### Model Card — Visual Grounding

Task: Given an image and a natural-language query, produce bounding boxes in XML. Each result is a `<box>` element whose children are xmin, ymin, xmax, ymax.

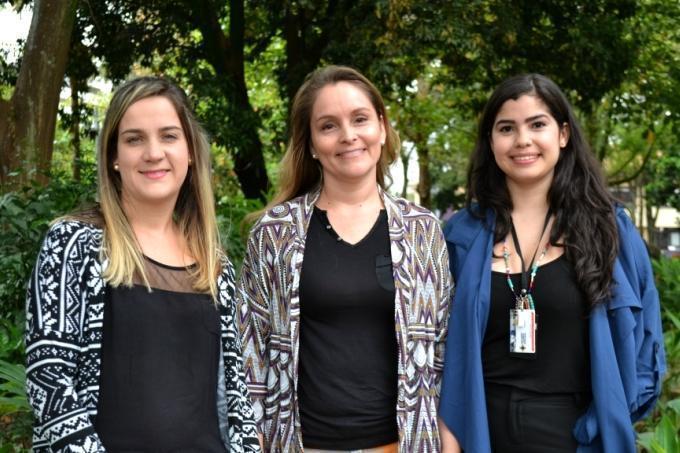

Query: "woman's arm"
<box><xmin>25</xmin><ymin>222</ymin><xmax>106</xmax><ymax>452</ymax></box>
<box><xmin>433</xmin><ymin>219</ymin><xmax>453</xmax><ymax>390</ymax></box>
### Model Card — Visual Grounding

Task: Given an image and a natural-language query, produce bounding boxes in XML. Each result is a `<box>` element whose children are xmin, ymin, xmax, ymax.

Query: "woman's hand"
<box><xmin>439</xmin><ymin>417</ymin><xmax>462</xmax><ymax>453</ymax></box>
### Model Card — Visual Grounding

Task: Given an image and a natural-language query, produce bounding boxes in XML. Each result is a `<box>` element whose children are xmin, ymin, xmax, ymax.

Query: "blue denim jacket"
<box><xmin>438</xmin><ymin>206</ymin><xmax>665</xmax><ymax>453</ymax></box>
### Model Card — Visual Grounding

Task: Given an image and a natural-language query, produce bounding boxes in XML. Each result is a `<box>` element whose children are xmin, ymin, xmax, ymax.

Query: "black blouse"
<box><xmin>96</xmin><ymin>257</ymin><xmax>226</xmax><ymax>452</ymax></box>
<box><xmin>298</xmin><ymin>207</ymin><xmax>399</xmax><ymax>450</ymax></box>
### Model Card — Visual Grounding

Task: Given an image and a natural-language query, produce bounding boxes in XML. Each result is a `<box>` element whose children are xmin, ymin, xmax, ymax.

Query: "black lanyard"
<box><xmin>509</xmin><ymin>211</ymin><xmax>552</xmax><ymax>292</ymax></box>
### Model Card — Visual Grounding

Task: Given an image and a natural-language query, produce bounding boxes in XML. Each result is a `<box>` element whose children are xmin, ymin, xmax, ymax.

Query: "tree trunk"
<box><xmin>70</xmin><ymin>76</ymin><xmax>82</xmax><ymax>182</ymax></box>
<box><xmin>417</xmin><ymin>142</ymin><xmax>431</xmax><ymax>209</ymax></box>
<box><xmin>0</xmin><ymin>0</ymin><xmax>78</xmax><ymax>190</ymax></box>
<box><xmin>280</xmin><ymin>0</ymin><xmax>340</xmax><ymax>105</ymax></box>
<box><xmin>400</xmin><ymin>150</ymin><xmax>410</xmax><ymax>198</ymax></box>
<box><xmin>193</xmin><ymin>0</ymin><xmax>270</xmax><ymax>200</ymax></box>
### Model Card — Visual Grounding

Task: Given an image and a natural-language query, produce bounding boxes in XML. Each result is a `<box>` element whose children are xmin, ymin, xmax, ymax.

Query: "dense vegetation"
<box><xmin>1</xmin><ymin>0</ymin><xmax>678</xmax><ymax>450</ymax></box>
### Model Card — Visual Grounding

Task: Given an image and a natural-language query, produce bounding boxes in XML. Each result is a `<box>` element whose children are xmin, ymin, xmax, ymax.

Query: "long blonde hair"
<box><xmin>95</xmin><ymin>77</ymin><xmax>222</xmax><ymax>299</ymax></box>
<box><xmin>254</xmin><ymin>65</ymin><xmax>400</xmax><ymax>218</ymax></box>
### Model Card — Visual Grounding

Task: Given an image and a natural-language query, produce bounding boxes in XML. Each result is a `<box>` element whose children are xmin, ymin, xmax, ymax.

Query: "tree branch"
<box><xmin>607</xmin><ymin>133</ymin><xmax>656</xmax><ymax>186</ymax></box>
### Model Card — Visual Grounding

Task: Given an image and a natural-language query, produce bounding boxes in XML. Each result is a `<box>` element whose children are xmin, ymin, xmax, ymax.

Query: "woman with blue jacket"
<box><xmin>438</xmin><ymin>74</ymin><xmax>665</xmax><ymax>452</ymax></box>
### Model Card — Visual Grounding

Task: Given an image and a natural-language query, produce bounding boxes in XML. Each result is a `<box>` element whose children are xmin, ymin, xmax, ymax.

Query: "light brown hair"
<box><xmin>255</xmin><ymin>65</ymin><xmax>400</xmax><ymax>218</ymax></box>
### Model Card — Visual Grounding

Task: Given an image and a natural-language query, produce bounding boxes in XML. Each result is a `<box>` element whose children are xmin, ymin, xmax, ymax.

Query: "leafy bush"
<box><xmin>216</xmin><ymin>191</ymin><xmax>263</xmax><ymax>270</ymax></box>
<box><xmin>654</xmin><ymin>258</ymin><xmax>680</xmax><ymax>326</ymax></box>
<box><xmin>0</xmin><ymin>172</ymin><xmax>97</xmax><ymax>317</ymax></box>
<box><xmin>636</xmin><ymin>258</ymin><xmax>680</xmax><ymax>452</ymax></box>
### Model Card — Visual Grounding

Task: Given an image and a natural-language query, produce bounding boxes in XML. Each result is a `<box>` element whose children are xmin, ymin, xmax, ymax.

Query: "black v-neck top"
<box><xmin>483</xmin><ymin>255</ymin><xmax>591</xmax><ymax>393</ymax></box>
<box><xmin>298</xmin><ymin>207</ymin><xmax>398</xmax><ymax>449</ymax></box>
<box><xmin>96</xmin><ymin>257</ymin><xmax>226</xmax><ymax>452</ymax></box>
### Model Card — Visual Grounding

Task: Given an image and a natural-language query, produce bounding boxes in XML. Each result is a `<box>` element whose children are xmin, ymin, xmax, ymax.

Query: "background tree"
<box><xmin>0</xmin><ymin>0</ymin><xmax>78</xmax><ymax>189</ymax></box>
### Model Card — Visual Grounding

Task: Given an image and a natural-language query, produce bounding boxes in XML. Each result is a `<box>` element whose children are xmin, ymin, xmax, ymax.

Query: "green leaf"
<box><xmin>638</xmin><ymin>431</ymin><xmax>655</xmax><ymax>450</ymax></box>
<box><xmin>655</xmin><ymin>415</ymin><xmax>679</xmax><ymax>452</ymax></box>
<box><xmin>667</xmin><ymin>398</ymin><xmax>680</xmax><ymax>415</ymax></box>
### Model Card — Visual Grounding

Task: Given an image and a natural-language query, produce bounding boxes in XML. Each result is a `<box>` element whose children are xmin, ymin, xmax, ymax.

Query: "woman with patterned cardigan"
<box><xmin>236</xmin><ymin>66</ymin><xmax>453</xmax><ymax>452</ymax></box>
<box><xmin>25</xmin><ymin>77</ymin><xmax>260</xmax><ymax>452</ymax></box>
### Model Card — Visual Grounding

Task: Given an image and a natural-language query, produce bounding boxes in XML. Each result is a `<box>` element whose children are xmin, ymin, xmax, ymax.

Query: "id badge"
<box><xmin>509</xmin><ymin>308</ymin><xmax>536</xmax><ymax>356</ymax></box>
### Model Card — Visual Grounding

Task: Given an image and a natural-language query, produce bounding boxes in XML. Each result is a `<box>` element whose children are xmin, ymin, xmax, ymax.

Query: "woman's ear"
<box><xmin>559</xmin><ymin>122</ymin><xmax>570</xmax><ymax>148</ymax></box>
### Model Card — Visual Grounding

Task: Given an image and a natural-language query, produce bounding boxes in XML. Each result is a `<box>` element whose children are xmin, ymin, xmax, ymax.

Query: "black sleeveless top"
<box><xmin>483</xmin><ymin>255</ymin><xmax>591</xmax><ymax>393</ymax></box>
<box><xmin>96</xmin><ymin>257</ymin><xmax>226</xmax><ymax>452</ymax></box>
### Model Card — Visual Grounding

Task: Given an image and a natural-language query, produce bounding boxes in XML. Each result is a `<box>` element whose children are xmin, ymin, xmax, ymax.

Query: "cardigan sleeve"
<box><xmin>235</xmin><ymin>226</ymin><xmax>272</xmax><ymax>434</ymax></box>
<box><xmin>216</xmin><ymin>257</ymin><xmax>261</xmax><ymax>452</ymax></box>
<box><xmin>25</xmin><ymin>221</ymin><xmax>106</xmax><ymax>452</ymax></box>
<box><xmin>432</xmin><ymin>218</ymin><xmax>453</xmax><ymax>392</ymax></box>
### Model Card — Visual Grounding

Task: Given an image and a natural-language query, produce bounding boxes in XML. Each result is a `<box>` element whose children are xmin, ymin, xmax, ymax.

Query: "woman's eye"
<box><xmin>532</xmin><ymin>121</ymin><xmax>547</xmax><ymax>129</ymax></box>
<box><xmin>321</xmin><ymin>123</ymin><xmax>335</xmax><ymax>131</ymax></box>
<box><xmin>125</xmin><ymin>136</ymin><xmax>142</xmax><ymax>145</ymax></box>
<box><xmin>162</xmin><ymin>134</ymin><xmax>178</xmax><ymax>141</ymax></box>
<box><xmin>498</xmin><ymin>125</ymin><xmax>513</xmax><ymax>133</ymax></box>
<box><xmin>355</xmin><ymin>116</ymin><xmax>368</xmax><ymax>124</ymax></box>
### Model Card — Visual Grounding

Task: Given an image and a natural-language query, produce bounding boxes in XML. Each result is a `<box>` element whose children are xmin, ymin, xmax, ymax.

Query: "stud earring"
<box><xmin>188</xmin><ymin>157</ymin><xmax>193</xmax><ymax>165</ymax></box>
<box><xmin>113</xmin><ymin>163</ymin><xmax>119</xmax><ymax>171</ymax></box>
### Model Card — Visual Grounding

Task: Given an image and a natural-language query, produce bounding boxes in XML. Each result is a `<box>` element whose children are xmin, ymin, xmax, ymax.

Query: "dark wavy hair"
<box><xmin>467</xmin><ymin>73</ymin><xmax>618</xmax><ymax>307</ymax></box>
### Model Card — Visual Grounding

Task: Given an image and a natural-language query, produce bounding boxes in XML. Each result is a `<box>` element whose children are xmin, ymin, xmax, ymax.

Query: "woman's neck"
<box><xmin>122</xmin><ymin>198</ymin><xmax>176</xmax><ymax>234</ymax></box>
<box><xmin>507</xmin><ymin>178</ymin><xmax>551</xmax><ymax>219</ymax></box>
<box><xmin>122</xmin><ymin>199</ymin><xmax>191</xmax><ymax>265</ymax></box>
<box><xmin>317</xmin><ymin>174</ymin><xmax>382</xmax><ymax>210</ymax></box>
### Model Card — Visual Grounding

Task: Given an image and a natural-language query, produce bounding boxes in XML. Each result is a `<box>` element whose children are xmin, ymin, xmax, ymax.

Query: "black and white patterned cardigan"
<box><xmin>25</xmin><ymin>220</ymin><xmax>261</xmax><ymax>452</ymax></box>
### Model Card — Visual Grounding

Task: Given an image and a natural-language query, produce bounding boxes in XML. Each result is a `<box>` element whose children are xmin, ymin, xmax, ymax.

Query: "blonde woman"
<box><xmin>25</xmin><ymin>77</ymin><xmax>260</xmax><ymax>452</ymax></box>
<box><xmin>237</xmin><ymin>65</ymin><xmax>452</xmax><ymax>452</ymax></box>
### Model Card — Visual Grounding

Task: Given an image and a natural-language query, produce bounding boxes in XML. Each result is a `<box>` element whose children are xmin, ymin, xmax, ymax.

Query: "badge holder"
<box><xmin>509</xmin><ymin>306</ymin><xmax>536</xmax><ymax>359</ymax></box>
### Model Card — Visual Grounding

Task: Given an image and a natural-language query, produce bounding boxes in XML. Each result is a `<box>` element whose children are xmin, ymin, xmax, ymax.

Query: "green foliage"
<box><xmin>0</xmin><ymin>360</ymin><xmax>28</xmax><ymax>415</ymax></box>
<box><xmin>653</xmin><ymin>258</ymin><xmax>680</xmax><ymax>327</ymax></box>
<box><xmin>0</xmin><ymin>322</ymin><xmax>30</xmax><ymax>448</ymax></box>
<box><xmin>0</xmin><ymin>314</ymin><xmax>24</xmax><ymax>364</ymax></box>
<box><xmin>0</xmin><ymin>171</ymin><xmax>97</xmax><ymax>317</ymax></box>
<box><xmin>0</xmin><ymin>313</ymin><xmax>30</xmax><ymax>448</ymax></box>
<box><xmin>637</xmin><ymin>258</ymin><xmax>680</xmax><ymax>451</ymax></box>
<box><xmin>216</xmin><ymin>191</ymin><xmax>263</xmax><ymax>270</ymax></box>
<box><xmin>645</xmin><ymin>143</ymin><xmax>680</xmax><ymax>211</ymax></box>
<box><xmin>637</xmin><ymin>398</ymin><xmax>680</xmax><ymax>452</ymax></box>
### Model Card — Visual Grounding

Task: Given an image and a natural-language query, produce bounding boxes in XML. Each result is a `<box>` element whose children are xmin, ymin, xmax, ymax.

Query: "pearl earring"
<box><xmin>113</xmin><ymin>163</ymin><xmax>119</xmax><ymax>171</ymax></box>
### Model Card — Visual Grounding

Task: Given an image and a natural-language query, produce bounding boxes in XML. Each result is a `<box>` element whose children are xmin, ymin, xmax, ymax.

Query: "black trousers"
<box><xmin>485</xmin><ymin>382</ymin><xmax>591</xmax><ymax>453</ymax></box>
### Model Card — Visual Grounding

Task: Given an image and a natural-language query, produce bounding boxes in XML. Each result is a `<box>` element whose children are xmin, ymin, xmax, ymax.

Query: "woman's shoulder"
<box><xmin>614</xmin><ymin>204</ymin><xmax>635</xmax><ymax>230</ymax></box>
<box><xmin>443</xmin><ymin>205</ymin><xmax>490</xmax><ymax>245</ymax></box>
<box><xmin>248</xmin><ymin>195</ymin><xmax>308</xmax><ymax>234</ymax></box>
<box><xmin>46</xmin><ymin>215</ymin><xmax>104</xmax><ymax>244</ymax></box>
<box><xmin>383</xmin><ymin>192</ymin><xmax>439</xmax><ymax>223</ymax></box>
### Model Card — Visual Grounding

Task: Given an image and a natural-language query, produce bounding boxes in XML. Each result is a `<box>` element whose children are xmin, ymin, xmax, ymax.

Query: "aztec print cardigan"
<box><xmin>236</xmin><ymin>188</ymin><xmax>452</xmax><ymax>452</ymax></box>
<box><xmin>25</xmin><ymin>220</ymin><xmax>260</xmax><ymax>452</ymax></box>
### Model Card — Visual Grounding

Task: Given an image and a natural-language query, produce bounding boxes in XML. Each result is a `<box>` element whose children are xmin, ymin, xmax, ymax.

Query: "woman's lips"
<box><xmin>511</xmin><ymin>154</ymin><xmax>539</xmax><ymax>164</ymax></box>
<box><xmin>336</xmin><ymin>148</ymin><xmax>365</xmax><ymax>158</ymax></box>
<box><xmin>141</xmin><ymin>170</ymin><xmax>169</xmax><ymax>179</ymax></box>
